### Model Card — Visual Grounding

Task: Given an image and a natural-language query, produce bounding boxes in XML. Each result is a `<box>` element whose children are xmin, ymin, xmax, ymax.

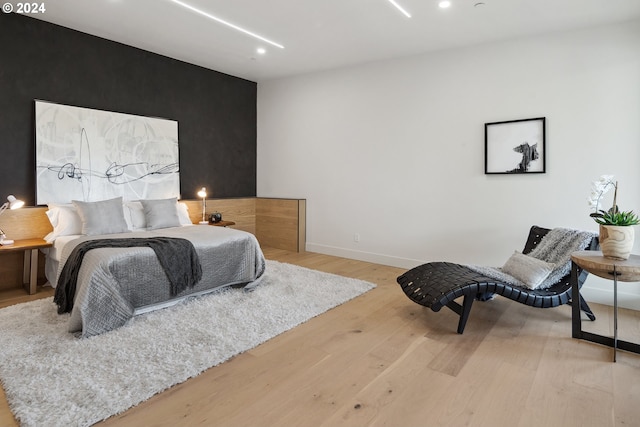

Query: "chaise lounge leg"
<box><xmin>579</xmin><ymin>294</ymin><xmax>596</xmax><ymax>321</ymax></box>
<box><xmin>457</xmin><ymin>295</ymin><xmax>475</xmax><ymax>334</ymax></box>
<box><xmin>444</xmin><ymin>294</ymin><xmax>475</xmax><ymax>334</ymax></box>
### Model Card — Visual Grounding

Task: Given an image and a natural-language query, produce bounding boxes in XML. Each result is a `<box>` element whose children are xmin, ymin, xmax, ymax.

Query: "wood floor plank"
<box><xmin>316</xmin><ymin>335</ymin><xmax>444</xmax><ymax>427</ymax></box>
<box><xmin>1</xmin><ymin>247</ymin><xmax>639</xmax><ymax>426</ymax></box>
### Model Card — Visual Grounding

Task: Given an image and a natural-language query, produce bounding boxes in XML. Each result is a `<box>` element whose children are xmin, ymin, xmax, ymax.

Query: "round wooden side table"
<box><xmin>570</xmin><ymin>251</ymin><xmax>640</xmax><ymax>362</ymax></box>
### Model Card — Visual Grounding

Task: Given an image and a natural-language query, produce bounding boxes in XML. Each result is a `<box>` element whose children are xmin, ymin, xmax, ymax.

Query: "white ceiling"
<box><xmin>31</xmin><ymin>0</ymin><xmax>640</xmax><ymax>82</ymax></box>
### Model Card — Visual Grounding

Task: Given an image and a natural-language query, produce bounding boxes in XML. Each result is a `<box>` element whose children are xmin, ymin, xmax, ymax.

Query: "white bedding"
<box><xmin>43</xmin><ymin>235</ymin><xmax>83</xmax><ymax>287</ymax></box>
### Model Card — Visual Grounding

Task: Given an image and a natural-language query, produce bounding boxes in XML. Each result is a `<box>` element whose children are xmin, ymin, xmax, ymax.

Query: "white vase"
<box><xmin>599</xmin><ymin>224</ymin><xmax>635</xmax><ymax>260</ymax></box>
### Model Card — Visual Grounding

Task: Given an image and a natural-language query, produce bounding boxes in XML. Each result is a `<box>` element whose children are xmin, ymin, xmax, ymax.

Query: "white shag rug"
<box><xmin>0</xmin><ymin>260</ymin><xmax>376</xmax><ymax>427</ymax></box>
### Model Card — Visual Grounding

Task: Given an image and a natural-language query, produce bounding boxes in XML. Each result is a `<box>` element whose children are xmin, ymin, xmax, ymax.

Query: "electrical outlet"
<box><xmin>354</xmin><ymin>233</ymin><xmax>360</xmax><ymax>243</ymax></box>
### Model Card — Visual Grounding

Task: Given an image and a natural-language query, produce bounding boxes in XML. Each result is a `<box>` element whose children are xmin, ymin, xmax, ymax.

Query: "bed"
<box><xmin>42</xmin><ymin>197</ymin><xmax>266</xmax><ymax>337</ymax></box>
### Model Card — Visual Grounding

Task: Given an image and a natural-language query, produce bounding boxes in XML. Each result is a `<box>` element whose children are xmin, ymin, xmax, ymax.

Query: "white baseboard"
<box><xmin>305</xmin><ymin>243</ymin><xmax>423</xmax><ymax>269</ymax></box>
<box><xmin>580</xmin><ymin>285</ymin><xmax>640</xmax><ymax>311</ymax></box>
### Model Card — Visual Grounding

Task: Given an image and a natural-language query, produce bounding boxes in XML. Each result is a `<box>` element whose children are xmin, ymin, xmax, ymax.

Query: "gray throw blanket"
<box><xmin>54</xmin><ymin>237</ymin><xmax>202</xmax><ymax>314</ymax></box>
<box><xmin>467</xmin><ymin>227</ymin><xmax>596</xmax><ymax>289</ymax></box>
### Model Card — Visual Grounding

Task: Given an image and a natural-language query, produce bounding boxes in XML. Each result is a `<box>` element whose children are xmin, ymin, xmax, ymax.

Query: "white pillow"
<box><xmin>124</xmin><ymin>200</ymin><xmax>191</xmax><ymax>230</ymax></box>
<box><xmin>124</xmin><ymin>201</ymin><xmax>147</xmax><ymax>231</ymax></box>
<box><xmin>140</xmin><ymin>198</ymin><xmax>181</xmax><ymax>230</ymax></box>
<box><xmin>502</xmin><ymin>251</ymin><xmax>554</xmax><ymax>290</ymax></box>
<box><xmin>177</xmin><ymin>202</ymin><xmax>192</xmax><ymax>225</ymax></box>
<box><xmin>72</xmin><ymin>197</ymin><xmax>130</xmax><ymax>236</ymax></box>
<box><xmin>44</xmin><ymin>204</ymin><xmax>83</xmax><ymax>242</ymax></box>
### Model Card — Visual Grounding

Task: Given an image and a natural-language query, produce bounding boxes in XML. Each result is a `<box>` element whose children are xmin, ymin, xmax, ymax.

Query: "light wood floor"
<box><xmin>1</xmin><ymin>248</ymin><xmax>639</xmax><ymax>426</ymax></box>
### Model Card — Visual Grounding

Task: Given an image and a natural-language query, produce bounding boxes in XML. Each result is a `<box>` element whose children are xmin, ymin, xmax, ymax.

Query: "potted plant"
<box><xmin>588</xmin><ymin>175</ymin><xmax>639</xmax><ymax>260</ymax></box>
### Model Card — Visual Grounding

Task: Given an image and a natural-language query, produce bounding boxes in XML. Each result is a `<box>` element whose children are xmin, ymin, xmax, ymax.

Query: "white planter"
<box><xmin>599</xmin><ymin>224</ymin><xmax>635</xmax><ymax>260</ymax></box>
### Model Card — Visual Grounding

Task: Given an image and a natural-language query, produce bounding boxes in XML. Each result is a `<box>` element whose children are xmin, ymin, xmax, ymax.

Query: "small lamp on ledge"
<box><xmin>0</xmin><ymin>195</ymin><xmax>25</xmax><ymax>245</ymax></box>
<box><xmin>197</xmin><ymin>187</ymin><xmax>208</xmax><ymax>224</ymax></box>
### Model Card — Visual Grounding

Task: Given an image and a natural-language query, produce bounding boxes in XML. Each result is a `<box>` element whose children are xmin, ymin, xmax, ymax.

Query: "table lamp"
<box><xmin>0</xmin><ymin>195</ymin><xmax>25</xmax><ymax>245</ymax></box>
<box><xmin>197</xmin><ymin>187</ymin><xmax>208</xmax><ymax>224</ymax></box>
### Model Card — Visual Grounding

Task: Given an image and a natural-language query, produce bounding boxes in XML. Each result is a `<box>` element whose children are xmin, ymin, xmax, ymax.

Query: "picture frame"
<box><xmin>35</xmin><ymin>100</ymin><xmax>180</xmax><ymax>204</ymax></box>
<box><xmin>485</xmin><ymin>117</ymin><xmax>546</xmax><ymax>174</ymax></box>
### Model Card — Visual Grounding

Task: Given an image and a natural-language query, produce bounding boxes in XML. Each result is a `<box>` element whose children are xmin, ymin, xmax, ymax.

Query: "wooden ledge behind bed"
<box><xmin>0</xmin><ymin>197</ymin><xmax>305</xmax><ymax>290</ymax></box>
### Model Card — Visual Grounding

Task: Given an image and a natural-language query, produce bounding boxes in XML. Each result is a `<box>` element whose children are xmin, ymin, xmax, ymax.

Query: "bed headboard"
<box><xmin>0</xmin><ymin>198</ymin><xmax>306</xmax><ymax>252</ymax></box>
<box><xmin>0</xmin><ymin>207</ymin><xmax>52</xmax><ymax>241</ymax></box>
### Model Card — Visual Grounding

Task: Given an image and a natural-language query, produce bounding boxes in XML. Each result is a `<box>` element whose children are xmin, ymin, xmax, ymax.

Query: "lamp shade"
<box><xmin>0</xmin><ymin>194</ymin><xmax>24</xmax><ymax>217</ymax></box>
<box><xmin>7</xmin><ymin>195</ymin><xmax>24</xmax><ymax>210</ymax></box>
<box><xmin>197</xmin><ymin>187</ymin><xmax>207</xmax><ymax>199</ymax></box>
<box><xmin>0</xmin><ymin>195</ymin><xmax>24</xmax><ymax>243</ymax></box>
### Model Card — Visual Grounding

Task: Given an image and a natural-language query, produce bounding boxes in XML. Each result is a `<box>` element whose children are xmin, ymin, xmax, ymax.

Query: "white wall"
<box><xmin>257</xmin><ymin>20</ymin><xmax>640</xmax><ymax>308</ymax></box>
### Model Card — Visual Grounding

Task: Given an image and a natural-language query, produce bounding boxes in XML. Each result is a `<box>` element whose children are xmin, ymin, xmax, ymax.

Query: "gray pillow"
<box><xmin>72</xmin><ymin>197</ymin><xmax>130</xmax><ymax>236</ymax></box>
<box><xmin>501</xmin><ymin>251</ymin><xmax>554</xmax><ymax>290</ymax></box>
<box><xmin>140</xmin><ymin>198</ymin><xmax>181</xmax><ymax>230</ymax></box>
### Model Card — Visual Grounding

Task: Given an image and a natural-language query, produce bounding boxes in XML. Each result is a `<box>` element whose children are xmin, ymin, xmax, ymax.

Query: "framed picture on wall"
<box><xmin>35</xmin><ymin>100</ymin><xmax>181</xmax><ymax>204</ymax></box>
<box><xmin>485</xmin><ymin>117</ymin><xmax>546</xmax><ymax>174</ymax></box>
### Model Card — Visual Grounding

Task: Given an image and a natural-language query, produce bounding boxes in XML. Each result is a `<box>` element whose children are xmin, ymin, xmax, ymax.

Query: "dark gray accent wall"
<box><xmin>0</xmin><ymin>13</ymin><xmax>256</xmax><ymax>205</ymax></box>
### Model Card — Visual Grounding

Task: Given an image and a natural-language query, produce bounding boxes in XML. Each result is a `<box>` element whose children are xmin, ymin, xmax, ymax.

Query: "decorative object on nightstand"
<box><xmin>0</xmin><ymin>195</ymin><xmax>25</xmax><ymax>245</ymax></box>
<box><xmin>197</xmin><ymin>187</ymin><xmax>208</xmax><ymax>224</ymax></box>
<box><xmin>588</xmin><ymin>175</ymin><xmax>639</xmax><ymax>260</ymax></box>
<box><xmin>209</xmin><ymin>212</ymin><xmax>222</xmax><ymax>223</ymax></box>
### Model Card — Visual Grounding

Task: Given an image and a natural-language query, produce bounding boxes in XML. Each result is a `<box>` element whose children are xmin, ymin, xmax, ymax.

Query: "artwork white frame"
<box><xmin>35</xmin><ymin>100</ymin><xmax>180</xmax><ymax>204</ymax></box>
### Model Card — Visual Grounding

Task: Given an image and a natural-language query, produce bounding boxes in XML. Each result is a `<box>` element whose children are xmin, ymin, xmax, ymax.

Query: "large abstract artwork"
<box><xmin>35</xmin><ymin>100</ymin><xmax>180</xmax><ymax>204</ymax></box>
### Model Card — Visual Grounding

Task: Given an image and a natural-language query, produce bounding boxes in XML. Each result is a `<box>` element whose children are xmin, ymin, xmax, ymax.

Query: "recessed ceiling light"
<box><xmin>256</xmin><ymin>48</ymin><xmax>266</xmax><ymax>55</ymax></box>
<box><xmin>169</xmin><ymin>0</ymin><xmax>284</xmax><ymax>49</ymax></box>
<box><xmin>387</xmin><ymin>0</ymin><xmax>411</xmax><ymax>18</ymax></box>
<box><xmin>439</xmin><ymin>1</ymin><xmax>452</xmax><ymax>8</ymax></box>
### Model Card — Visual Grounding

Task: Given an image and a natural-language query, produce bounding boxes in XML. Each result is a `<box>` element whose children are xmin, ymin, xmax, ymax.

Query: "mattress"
<box><xmin>43</xmin><ymin>235</ymin><xmax>82</xmax><ymax>287</ymax></box>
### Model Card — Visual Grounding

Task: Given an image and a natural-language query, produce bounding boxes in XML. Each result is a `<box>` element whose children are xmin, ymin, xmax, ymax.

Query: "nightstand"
<box><xmin>0</xmin><ymin>238</ymin><xmax>52</xmax><ymax>294</ymax></box>
<box><xmin>209</xmin><ymin>220</ymin><xmax>235</xmax><ymax>227</ymax></box>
